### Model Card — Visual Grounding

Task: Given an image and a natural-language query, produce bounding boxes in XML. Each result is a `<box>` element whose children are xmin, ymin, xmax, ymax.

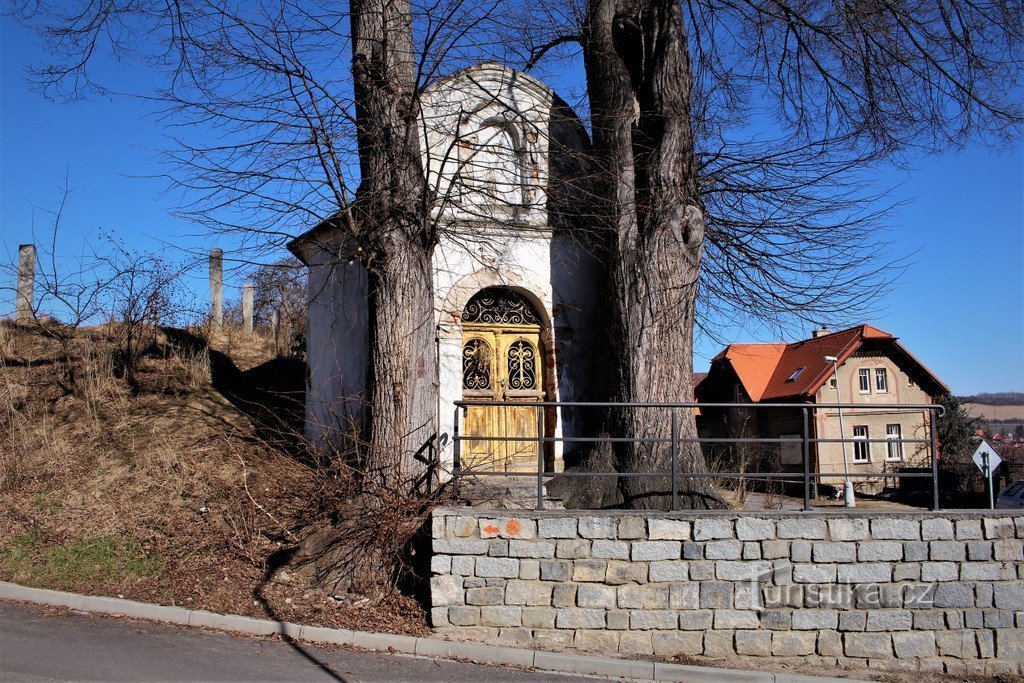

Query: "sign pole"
<box><xmin>984</xmin><ymin>453</ymin><xmax>994</xmax><ymax>510</ymax></box>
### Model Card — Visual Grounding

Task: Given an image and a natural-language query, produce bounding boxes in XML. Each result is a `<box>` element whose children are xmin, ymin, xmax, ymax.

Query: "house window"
<box><xmin>829</xmin><ymin>377</ymin><xmax>837</xmax><ymax>389</ymax></box>
<box><xmin>875</xmin><ymin>368</ymin><xmax>889</xmax><ymax>393</ymax></box>
<box><xmin>852</xmin><ymin>425</ymin><xmax>870</xmax><ymax>462</ymax></box>
<box><xmin>858</xmin><ymin>369</ymin><xmax>870</xmax><ymax>393</ymax></box>
<box><xmin>886</xmin><ymin>424</ymin><xmax>904</xmax><ymax>461</ymax></box>
<box><xmin>787</xmin><ymin>367</ymin><xmax>804</xmax><ymax>382</ymax></box>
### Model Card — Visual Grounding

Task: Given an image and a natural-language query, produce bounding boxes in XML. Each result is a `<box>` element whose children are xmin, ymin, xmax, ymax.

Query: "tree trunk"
<box><xmin>584</xmin><ymin>0</ymin><xmax>724</xmax><ymax>509</ymax></box>
<box><xmin>351</xmin><ymin>0</ymin><xmax>437</xmax><ymax>492</ymax></box>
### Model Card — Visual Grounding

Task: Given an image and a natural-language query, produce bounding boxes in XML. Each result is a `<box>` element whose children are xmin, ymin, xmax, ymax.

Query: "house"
<box><xmin>288</xmin><ymin>63</ymin><xmax>602</xmax><ymax>477</ymax></box>
<box><xmin>695</xmin><ymin>325</ymin><xmax>949</xmax><ymax>494</ymax></box>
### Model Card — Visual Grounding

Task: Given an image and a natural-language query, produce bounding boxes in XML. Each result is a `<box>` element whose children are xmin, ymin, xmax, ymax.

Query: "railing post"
<box><xmin>670</xmin><ymin>408</ymin><xmax>679</xmax><ymax>512</ymax></box>
<box><xmin>802</xmin><ymin>406</ymin><xmax>812</xmax><ymax>511</ymax></box>
<box><xmin>929</xmin><ymin>407</ymin><xmax>940</xmax><ymax>511</ymax></box>
<box><xmin>453</xmin><ymin>406</ymin><xmax>461</xmax><ymax>504</ymax></box>
<box><xmin>536</xmin><ymin>405</ymin><xmax>545</xmax><ymax>511</ymax></box>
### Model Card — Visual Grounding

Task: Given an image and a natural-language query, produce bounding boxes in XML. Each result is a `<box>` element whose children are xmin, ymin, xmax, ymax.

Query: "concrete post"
<box><xmin>272</xmin><ymin>308</ymin><xmax>281</xmax><ymax>354</ymax></box>
<box><xmin>209</xmin><ymin>248</ymin><xmax>223</xmax><ymax>329</ymax></box>
<box><xmin>15</xmin><ymin>244</ymin><xmax>36</xmax><ymax>321</ymax></box>
<box><xmin>242</xmin><ymin>283</ymin><xmax>254</xmax><ymax>334</ymax></box>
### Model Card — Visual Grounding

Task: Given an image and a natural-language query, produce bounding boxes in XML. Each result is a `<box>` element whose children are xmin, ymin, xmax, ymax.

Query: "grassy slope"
<box><xmin>0</xmin><ymin>321</ymin><xmax>427</xmax><ymax>635</ymax></box>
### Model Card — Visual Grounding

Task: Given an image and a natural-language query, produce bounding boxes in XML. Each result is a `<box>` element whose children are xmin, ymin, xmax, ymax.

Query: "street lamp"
<box><xmin>824</xmin><ymin>355</ymin><xmax>856</xmax><ymax>508</ymax></box>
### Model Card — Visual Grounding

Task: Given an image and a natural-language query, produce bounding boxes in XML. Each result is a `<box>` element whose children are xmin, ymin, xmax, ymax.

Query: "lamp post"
<box><xmin>825</xmin><ymin>355</ymin><xmax>856</xmax><ymax>508</ymax></box>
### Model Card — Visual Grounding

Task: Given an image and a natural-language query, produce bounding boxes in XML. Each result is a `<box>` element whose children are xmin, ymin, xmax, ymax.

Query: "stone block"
<box><xmin>893</xmin><ymin>631</ymin><xmax>936</xmax><ymax>658</ymax></box>
<box><xmin>508</xmin><ymin>540</ymin><xmax>555</xmax><ymax>559</ymax></box>
<box><xmin>555</xmin><ymin>608</ymin><xmax>605</xmax><ymax>629</ymax></box>
<box><xmin>678</xmin><ymin>609</ymin><xmax>713</xmax><ymax>630</ymax></box>
<box><xmin>930</xmin><ymin>541</ymin><xmax>966</xmax><ymax>561</ymax></box>
<box><xmin>736</xmin><ymin>517</ymin><xmax>775</xmax><ymax>541</ymax></box>
<box><xmin>792</xmin><ymin>609</ymin><xmax>838</xmax><ymax>630</ymax></box>
<box><xmin>742</xmin><ymin>542</ymin><xmax>762</xmax><ymax>560</ymax></box>
<box><xmin>714</xmin><ymin>610</ymin><xmax>759</xmax><ymax>629</ymax></box>
<box><xmin>921</xmin><ymin>562</ymin><xmax>958</xmax><ymax>582</ymax></box>
<box><xmin>431</xmin><ymin>555</ymin><xmax>452</xmax><ymax>574</ymax></box>
<box><xmin>618</xmin><ymin>583</ymin><xmax>670</xmax><ymax>609</ymax></box>
<box><xmin>984</xmin><ymin>609</ymin><xmax>1013</xmax><ymax>628</ymax></box>
<box><xmin>993</xmin><ymin>538</ymin><xmax>1024</xmax><ymax>561</ymax></box>
<box><xmin>837</xmin><ymin>562</ymin><xmax>892</xmax><ymax>584</ymax></box>
<box><xmin>431</xmin><ymin>606</ymin><xmax>450</xmax><ymax>627</ymax></box>
<box><xmin>692</xmin><ymin>518</ymin><xmax>734</xmax><ymax>540</ymax></box>
<box><xmin>480</xmin><ymin>606</ymin><xmax>522</xmax><ymax>627</ymax></box>
<box><xmin>838</xmin><ymin>610</ymin><xmax>866</xmax><ymax>632</ymax></box>
<box><xmin>652</xmin><ymin>631</ymin><xmax>704</xmax><ymax>656</ymax></box>
<box><xmin>578</xmin><ymin>516</ymin><xmax>616</xmax><ymax>539</ymax></box>
<box><xmin>871</xmin><ymin>519</ymin><xmax>920</xmax><ymax>540</ymax></box>
<box><xmin>964</xmin><ymin>608</ymin><xmax>983</xmax><ymax>628</ymax></box>
<box><xmin>893</xmin><ymin>564</ymin><xmax>921</xmax><ymax>582</ymax></box>
<box><xmin>762</xmin><ymin>539</ymin><xmax>790</xmax><ymax>559</ymax></box>
<box><xmin>552</xmin><ymin>584</ymin><xmax>577</xmax><ymax>608</ymax></box>
<box><xmin>606</xmin><ymin>609</ymin><xmax>630</xmax><ymax>630</ymax></box>
<box><xmin>735</xmin><ymin>630</ymin><xmax>772</xmax><ymax>656</ymax></box>
<box><xmin>475</xmin><ymin>557</ymin><xmax>519</xmax><ymax>578</ymax></box>
<box><xmin>572</xmin><ymin>630</ymin><xmax>619</xmax><ymax>652</ymax></box>
<box><xmin>903</xmin><ymin>541</ymin><xmax>929</xmax><ymax>561</ymax></box>
<box><xmin>484</xmin><ymin>578</ymin><xmax>507</xmax><ymax>587</ymax></box>
<box><xmin>772</xmin><ymin>631</ymin><xmax>817</xmax><ymax>656</ymax></box>
<box><xmin>865</xmin><ymin>610</ymin><xmax>912</xmax><ymax>631</ymax></box>
<box><xmin>537</xmin><ymin>517</ymin><xmax>577</xmax><ymax>538</ymax></box>
<box><xmin>576</xmin><ymin>583</ymin><xmax>617</xmax><ymax>608</ymax></box>
<box><xmin>705</xmin><ymin>540</ymin><xmax>743</xmax><ymax>560</ymax></box>
<box><xmin>687</xmin><ymin>561</ymin><xmax>713</xmax><ymax>580</ymax></box>
<box><xmin>618</xmin><ymin>631</ymin><xmax>654</xmax><ymax>654</ymax></box>
<box><xmin>648</xmin><ymin>518</ymin><xmax>691</xmax><ymax>540</ymax></box>
<box><xmin>522</xmin><ymin>606</ymin><xmax>556</xmax><ymax>628</ymax></box>
<box><xmin>464</xmin><ymin>578</ymin><xmax>485</xmax><ymax>588</ymax></box>
<box><xmin>994</xmin><ymin>582</ymin><xmax>1024</xmax><ymax>609</ymax></box>
<box><xmin>967</xmin><ymin>541</ymin><xmax>993</xmax><ymax>561</ymax></box>
<box><xmin>532</xmin><ymin>629</ymin><xmax>573</xmax><ymax>649</ymax></box>
<box><xmin>465</xmin><ymin>587</ymin><xmax>504</xmax><ymax>606</ymax></box>
<box><xmin>936</xmin><ymin>631</ymin><xmax>978</xmax><ymax>658</ymax></box>
<box><xmin>759</xmin><ymin>610</ymin><xmax>791</xmax><ymax>630</ymax></box>
<box><xmin>976</xmin><ymin>583</ymin><xmax>993</xmax><ymax>608</ymax></box>
<box><xmin>845</xmin><ymin>632</ymin><xmax>893</xmax><ymax>658</ymax></box>
<box><xmin>648</xmin><ymin>561</ymin><xmax>687</xmax><ymax>582</ymax></box>
<box><xmin>912</xmin><ymin>611</ymin><xmax>944</xmax><ymax>630</ymax></box>
<box><xmin>571</xmin><ymin>559</ymin><xmax>607</xmax><ymax>582</ymax></box>
<box><xmin>539</xmin><ymin>559</ymin><xmax>571</xmax><ymax>581</ymax></box>
<box><xmin>983</xmin><ymin>517</ymin><xmax>1014</xmax><ymax>540</ymax></box>
<box><xmin>944</xmin><ymin>609</ymin><xmax>964</xmax><ymax>629</ymax></box>
<box><xmin>519</xmin><ymin>559</ymin><xmax>540</xmax><ymax>580</ymax></box>
<box><xmin>617</xmin><ymin>516</ymin><xmax>647</xmax><ymax>540</ymax></box>
<box><xmin>827</xmin><ymin>518</ymin><xmax>869</xmax><ymax>541</ymax></box>
<box><xmin>777</xmin><ymin>518</ymin><xmax>827</xmax><ymax>540</ymax></box>
<box><xmin>451</xmin><ymin>556</ymin><xmax>475</xmax><ymax>576</ymax></box>
<box><xmin>716</xmin><ymin>560</ymin><xmax>771</xmax><ymax>581</ymax></box>
<box><xmin>448</xmin><ymin>605</ymin><xmax>481</xmax><ymax>626</ymax></box>
<box><xmin>794</xmin><ymin>564</ymin><xmax>836</xmax><ymax>583</ymax></box>
<box><xmin>606</xmin><ymin>560</ymin><xmax>648</xmax><ymax>585</ymax></box>
<box><xmin>858</xmin><ymin>541</ymin><xmax>903</xmax><ymax>562</ymax></box>
<box><xmin>996</xmin><ymin>628</ymin><xmax>1024</xmax><ymax>659</ymax></box>
<box><xmin>813</xmin><ymin>542</ymin><xmax>856</xmax><ymax>563</ymax></box>
<box><xmin>555</xmin><ymin>539</ymin><xmax>590</xmax><ymax>559</ymax></box>
<box><xmin>791</xmin><ymin>540</ymin><xmax>813</xmax><ymax>562</ymax></box>
<box><xmin>479</xmin><ymin>518</ymin><xmax>537</xmax><ymax>539</ymax></box>
<box><xmin>591</xmin><ymin>539</ymin><xmax>629</xmax><ymax>559</ymax></box>
<box><xmin>699</xmin><ymin>581</ymin><xmax>733</xmax><ymax>609</ymax></box>
<box><xmin>955</xmin><ymin>519</ymin><xmax>983</xmax><ymax>540</ymax></box>
<box><xmin>630</xmin><ymin>609</ymin><xmax>678</xmax><ymax>630</ymax></box>
<box><xmin>487</xmin><ymin>540</ymin><xmax>509</xmax><ymax>557</ymax></box>
<box><xmin>669</xmin><ymin>582</ymin><xmax>699</xmax><ymax>609</ymax></box>
<box><xmin>631</xmin><ymin>541</ymin><xmax>680</xmax><ymax>561</ymax></box>
<box><xmin>734</xmin><ymin>583</ymin><xmax>761</xmax><ymax>610</ymax></box>
<box><xmin>447</xmin><ymin>515</ymin><xmax>478</xmax><ymax>538</ymax></box>
<box><xmin>431</xmin><ymin>575</ymin><xmax>463</xmax><ymax>606</ymax></box>
<box><xmin>433</xmin><ymin>538</ymin><xmax>488</xmax><ymax>555</ymax></box>
<box><xmin>702</xmin><ymin>632</ymin><xmax>735</xmax><ymax>657</ymax></box>
<box><xmin>960</xmin><ymin>562</ymin><xmax>1009</xmax><ymax>581</ymax></box>
<box><xmin>681</xmin><ymin>541</ymin><xmax>703</xmax><ymax>560</ymax></box>
<box><xmin>921</xmin><ymin>518</ymin><xmax>954</xmax><ymax>541</ymax></box>
<box><xmin>977</xmin><ymin>629</ymin><xmax>995</xmax><ymax>658</ymax></box>
<box><xmin>504</xmin><ymin>580</ymin><xmax>553</xmax><ymax>606</ymax></box>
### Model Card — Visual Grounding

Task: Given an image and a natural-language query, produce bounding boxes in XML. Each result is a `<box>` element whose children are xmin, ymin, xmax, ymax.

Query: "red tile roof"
<box><xmin>712</xmin><ymin>325</ymin><xmax>948</xmax><ymax>401</ymax></box>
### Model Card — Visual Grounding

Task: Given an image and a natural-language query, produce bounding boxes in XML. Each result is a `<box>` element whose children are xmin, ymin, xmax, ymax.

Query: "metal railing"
<box><xmin>451</xmin><ymin>401</ymin><xmax>945</xmax><ymax>511</ymax></box>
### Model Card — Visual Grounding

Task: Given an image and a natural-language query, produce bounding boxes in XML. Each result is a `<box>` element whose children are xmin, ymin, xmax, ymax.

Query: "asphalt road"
<box><xmin>0</xmin><ymin>602</ymin><xmax>597</xmax><ymax>682</ymax></box>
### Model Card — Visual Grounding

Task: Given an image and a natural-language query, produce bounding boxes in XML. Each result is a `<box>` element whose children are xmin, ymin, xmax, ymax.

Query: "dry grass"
<box><xmin>0</xmin><ymin>320</ymin><xmax>428</xmax><ymax>634</ymax></box>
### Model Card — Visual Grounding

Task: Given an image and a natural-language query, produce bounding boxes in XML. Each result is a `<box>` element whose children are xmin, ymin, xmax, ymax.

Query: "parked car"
<box><xmin>995</xmin><ymin>481</ymin><xmax>1024</xmax><ymax>509</ymax></box>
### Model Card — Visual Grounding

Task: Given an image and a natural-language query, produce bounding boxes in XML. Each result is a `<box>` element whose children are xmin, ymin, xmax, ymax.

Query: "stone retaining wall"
<box><xmin>429</xmin><ymin>508</ymin><xmax>1024</xmax><ymax>676</ymax></box>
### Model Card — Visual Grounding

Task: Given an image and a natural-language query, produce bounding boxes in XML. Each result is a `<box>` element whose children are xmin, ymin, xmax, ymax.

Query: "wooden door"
<box><xmin>461</xmin><ymin>326</ymin><xmax>544</xmax><ymax>472</ymax></box>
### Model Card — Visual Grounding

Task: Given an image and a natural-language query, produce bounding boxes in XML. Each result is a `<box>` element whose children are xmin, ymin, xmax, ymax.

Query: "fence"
<box><xmin>451</xmin><ymin>401</ymin><xmax>945</xmax><ymax>511</ymax></box>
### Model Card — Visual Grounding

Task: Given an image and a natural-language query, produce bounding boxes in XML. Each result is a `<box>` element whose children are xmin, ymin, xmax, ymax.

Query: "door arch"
<box><xmin>460</xmin><ymin>288</ymin><xmax>546</xmax><ymax>472</ymax></box>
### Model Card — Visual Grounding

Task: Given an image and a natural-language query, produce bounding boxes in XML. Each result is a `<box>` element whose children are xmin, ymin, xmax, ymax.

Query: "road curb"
<box><xmin>0</xmin><ymin>581</ymin><xmax>856</xmax><ymax>682</ymax></box>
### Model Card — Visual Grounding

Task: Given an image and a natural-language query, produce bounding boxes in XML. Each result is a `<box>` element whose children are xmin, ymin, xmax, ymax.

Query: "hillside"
<box><xmin>0</xmin><ymin>320</ymin><xmax>427</xmax><ymax>634</ymax></box>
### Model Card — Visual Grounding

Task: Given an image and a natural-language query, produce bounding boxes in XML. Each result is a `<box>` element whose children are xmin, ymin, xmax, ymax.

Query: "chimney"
<box><xmin>812</xmin><ymin>326</ymin><xmax>830</xmax><ymax>338</ymax></box>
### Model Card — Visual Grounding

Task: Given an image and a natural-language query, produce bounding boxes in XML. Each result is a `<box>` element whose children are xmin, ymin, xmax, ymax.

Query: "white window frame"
<box><xmin>875</xmin><ymin>368</ymin><xmax>889</xmax><ymax>393</ymax></box>
<box><xmin>852</xmin><ymin>425</ymin><xmax>871</xmax><ymax>462</ymax></box>
<box><xmin>858</xmin><ymin>368</ymin><xmax>871</xmax><ymax>393</ymax></box>
<box><xmin>886</xmin><ymin>424</ymin><xmax>904</xmax><ymax>461</ymax></box>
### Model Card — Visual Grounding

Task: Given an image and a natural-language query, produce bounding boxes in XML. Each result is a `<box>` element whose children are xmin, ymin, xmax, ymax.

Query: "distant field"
<box><xmin>964</xmin><ymin>402</ymin><xmax>1024</xmax><ymax>422</ymax></box>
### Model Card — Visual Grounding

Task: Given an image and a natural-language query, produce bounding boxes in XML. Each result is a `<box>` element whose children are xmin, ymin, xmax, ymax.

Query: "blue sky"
<box><xmin>2</xmin><ymin>15</ymin><xmax>1022</xmax><ymax>395</ymax></box>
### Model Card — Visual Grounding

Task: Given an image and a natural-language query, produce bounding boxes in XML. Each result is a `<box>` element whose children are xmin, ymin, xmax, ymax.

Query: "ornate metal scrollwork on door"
<box><xmin>462</xmin><ymin>338</ymin><xmax>492</xmax><ymax>390</ymax></box>
<box><xmin>507</xmin><ymin>339</ymin><xmax>537</xmax><ymax>390</ymax></box>
<box><xmin>461</xmin><ymin>288</ymin><xmax>541</xmax><ymax>325</ymax></box>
